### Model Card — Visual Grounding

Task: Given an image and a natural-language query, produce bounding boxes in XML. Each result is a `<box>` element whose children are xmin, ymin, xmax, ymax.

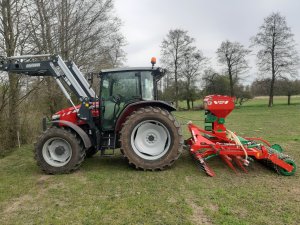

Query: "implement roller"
<box><xmin>186</xmin><ymin>95</ymin><xmax>297</xmax><ymax>177</ymax></box>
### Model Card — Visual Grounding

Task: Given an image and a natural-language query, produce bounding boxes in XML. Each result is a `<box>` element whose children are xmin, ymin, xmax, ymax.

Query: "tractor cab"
<box><xmin>99</xmin><ymin>67</ymin><xmax>165</xmax><ymax>130</ymax></box>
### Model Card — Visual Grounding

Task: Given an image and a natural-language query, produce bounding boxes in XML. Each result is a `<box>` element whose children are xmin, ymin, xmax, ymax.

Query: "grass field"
<box><xmin>0</xmin><ymin>97</ymin><xmax>300</xmax><ymax>225</ymax></box>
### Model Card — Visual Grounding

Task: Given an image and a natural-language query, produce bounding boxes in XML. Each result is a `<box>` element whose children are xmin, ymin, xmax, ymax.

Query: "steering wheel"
<box><xmin>112</xmin><ymin>94</ymin><xmax>122</xmax><ymax>104</ymax></box>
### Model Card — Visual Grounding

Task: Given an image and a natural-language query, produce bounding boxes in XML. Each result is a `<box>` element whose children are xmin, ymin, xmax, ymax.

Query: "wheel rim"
<box><xmin>42</xmin><ymin>137</ymin><xmax>72</xmax><ymax>167</ymax></box>
<box><xmin>131</xmin><ymin>120</ymin><xmax>171</xmax><ymax>160</ymax></box>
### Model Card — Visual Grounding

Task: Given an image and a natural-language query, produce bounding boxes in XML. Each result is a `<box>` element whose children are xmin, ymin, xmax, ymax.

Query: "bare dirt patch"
<box><xmin>185</xmin><ymin>197</ymin><xmax>213</xmax><ymax>225</ymax></box>
<box><xmin>208</xmin><ymin>203</ymin><xmax>219</xmax><ymax>212</ymax></box>
<box><xmin>2</xmin><ymin>177</ymin><xmax>65</xmax><ymax>218</ymax></box>
<box><xmin>3</xmin><ymin>194</ymin><xmax>32</xmax><ymax>214</ymax></box>
<box><xmin>36</xmin><ymin>175</ymin><xmax>50</xmax><ymax>185</ymax></box>
<box><xmin>72</xmin><ymin>170</ymin><xmax>88</xmax><ymax>184</ymax></box>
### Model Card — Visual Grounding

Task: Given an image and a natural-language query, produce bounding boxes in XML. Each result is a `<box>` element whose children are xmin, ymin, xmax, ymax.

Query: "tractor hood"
<box><xmin>52</xmin><ymin>102</ymin><xmax>99</xmax><ymax>122</ymax></box>
<box><xmin>51</xmin><ymin>105</ymin><xmax>81</xmax><ymax>121</ymax></box>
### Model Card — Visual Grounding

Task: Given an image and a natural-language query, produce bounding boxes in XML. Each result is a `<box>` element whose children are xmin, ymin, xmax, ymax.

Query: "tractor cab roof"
<box><xmin>99</xmin><ymin>67</ymin><xmax>166</xmax><ymax>80</ymax></box>
<box><xmin>100</xmin><ymin>67</ymin><xmax>156</xmax><ymax>73</ymax></box>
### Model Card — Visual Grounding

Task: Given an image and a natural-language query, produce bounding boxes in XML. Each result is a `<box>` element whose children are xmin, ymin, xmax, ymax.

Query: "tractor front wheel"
<box><xmin>34</xmin><ymin>127</ymin><xmax>85</xmax><ymax>174</ymax></box>
<box><xmin>120</xmin><ymin>107</ymin><xmax>183</xmax><ymax>170</ymax></box>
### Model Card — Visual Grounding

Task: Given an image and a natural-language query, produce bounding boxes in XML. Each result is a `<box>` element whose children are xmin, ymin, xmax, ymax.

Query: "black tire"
<box><xmin>34</xmin><ymin>127</ymin><xmax>85</xmax><ymax>174</ymax></box>
<box><xmin>85</xmin><ymin>146</ymin><xmax>98</xmax><ymax>158</ymax></box>
<box><xmin>120</xmin><ymin>107</ymin><xmax>183</xmax><ymax>170</ymax></box>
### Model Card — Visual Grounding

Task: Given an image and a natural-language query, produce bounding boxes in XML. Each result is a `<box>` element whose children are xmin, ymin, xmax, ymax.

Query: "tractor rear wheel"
<box><xmin>120</xmin><ymin>107</ymin><xmax>183</xmax><ymax>170</ymax></box>
<box><xmin>34</xmin><ymin>127</ymin><xmax>85</xmax><ymax>174</ymax></box>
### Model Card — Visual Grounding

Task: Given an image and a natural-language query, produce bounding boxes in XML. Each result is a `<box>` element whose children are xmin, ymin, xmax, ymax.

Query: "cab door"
<box><xmin>100</xmin><ymin>71</ymin><xmax>141</xmax><ymax>131</ymax></box>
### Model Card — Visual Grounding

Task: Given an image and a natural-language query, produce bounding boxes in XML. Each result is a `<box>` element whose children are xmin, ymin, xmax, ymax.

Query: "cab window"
<box><xmin>101</xmin><ymin>72</ymin><xmax>140</xmax><ymax>99</ymax></box>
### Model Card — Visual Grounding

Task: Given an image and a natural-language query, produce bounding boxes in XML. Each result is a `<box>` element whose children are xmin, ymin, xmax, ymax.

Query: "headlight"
<box><xmin>51</xmin><ymin>114</ymin><xmax>60</xmax><ymax>120</ymax></box>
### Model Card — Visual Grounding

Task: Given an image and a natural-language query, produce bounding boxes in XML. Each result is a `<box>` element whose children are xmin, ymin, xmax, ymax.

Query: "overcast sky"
<box><xmin>114</xmin><ymin>0</ymin><xmax>300</xmax><ymax>83</ymax></box>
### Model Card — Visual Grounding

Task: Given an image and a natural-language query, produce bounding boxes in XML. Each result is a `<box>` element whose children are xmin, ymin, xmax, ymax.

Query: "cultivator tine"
<box><xmin>220</xmin><ymin>155</ymin><xmax>238</xmax><ymax>174</ymax></box>
<box><xmin>260</xmin><ymin>158</ymin><xmax>282</xmax><ymax>174</ymax></box>
<box><xmin>232</xmin><ymin>156</ymin><xmax>248</xmax><ymax>173</ymax></box>
<box><xmin>259</xmin><ymin>159</ymin><xmax>274</xmax><ymax>170</ymax></box>
<box><xmin>194</xmin><ymin>154</ymin><xmax>215</xmax><ymax>177</ymax></box>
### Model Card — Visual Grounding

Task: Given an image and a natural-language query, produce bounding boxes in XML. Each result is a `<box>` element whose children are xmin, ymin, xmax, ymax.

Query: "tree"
<box><xmin>160</xmin><ymin>29</ymin><xmax>195</xmax><ymax>108</ymax></box>
<box><xmin>0</xmin><ymin>0</ymin><xmax>29</xmax><ymax>148</ymax></box>
<box><xmin>100</xmin><ymin>34</ymin><xmax>127</xmax><ymax>68</ymax></box>
<box><xmin>276</xmin><ymin>79</ymin><xmax>300</xmax><ymax>105</ymax></box>
<box><xmin>234</xmin><ymin>84</ymin><xmax>253</xmax><ymax>106</ymax></box>
<box><xmin>202</xmin><ymin>68</ymin><xmax>230</xmax><ymax>95</ymax></box>
<box><xmin>177</xmin><ymin>80</ymin><xmax>201</xmax><ymax>110</ymax></box>
<box><xmin>202</xmin><ymin>68</ymin><xmax>252</xmax><ymax>105</ymax></box>
<box><xmin>251</xmin><ymin>78</ymin><xmax>270</xmax><ymax>96</ymax></box>
<box><xmin>181</xmin><ymin>50</ymin><xmax>206</xmax><ymax>109</ymax></box>
<box><xmin>216</xmin><ymin>40</ymin><xmax>250</xmax><ymax>97</ymax></box>
<box><xmin>0</xmin><ymin>76</ymin><xmax>9</xmax><ymax>115</ymax></box>
<box><xmin>25</xmin><ymin>0</ymin><xmax>126</xmax><ymax>113</ymax></box>
<box><xmin>252</xmin><ymin>12</ymin><xmax>299</xmax><ymax>107</ymax></box>
<box><xmin>27</xmin><ymin>0</ymin><xmax>125</xmax><ymax>66</ymax></box>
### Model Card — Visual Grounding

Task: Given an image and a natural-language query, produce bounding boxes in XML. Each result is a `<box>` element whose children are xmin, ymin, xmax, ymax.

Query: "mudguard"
<box><xmin>51</xmin><ymin>120</ymin><xmax>92</xmax><ymax>149</ymax></box>
<box><xmin>115</xmin><ymin>100</ymin><xmax>176</xmax><ymax>132</ymax></box>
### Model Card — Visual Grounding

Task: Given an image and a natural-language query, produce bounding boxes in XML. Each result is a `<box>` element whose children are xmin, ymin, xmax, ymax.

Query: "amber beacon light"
<box><xmin>151</xmin><ymin>57</ymin><xmax>156</xmax><ymax>68</ymax></box>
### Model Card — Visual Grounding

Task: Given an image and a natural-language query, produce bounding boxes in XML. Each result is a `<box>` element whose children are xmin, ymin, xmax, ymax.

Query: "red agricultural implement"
<box><xmin>186</xmin><ymin>95</ymin><xmax>297</xmax><ymax>176</ymax></box>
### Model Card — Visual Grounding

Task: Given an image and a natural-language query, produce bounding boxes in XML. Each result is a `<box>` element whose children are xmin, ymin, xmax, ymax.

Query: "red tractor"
<box><xmin>0</xmin><ymin>54</ymin><xmax>182</xmax><ymax>174</ymax></box>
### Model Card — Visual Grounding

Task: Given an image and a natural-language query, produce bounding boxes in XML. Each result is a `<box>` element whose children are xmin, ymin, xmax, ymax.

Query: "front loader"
<box><xmin>0</xmin><ymin>54</ymin><xmax>183</xmax><ymax>174</ymax></box>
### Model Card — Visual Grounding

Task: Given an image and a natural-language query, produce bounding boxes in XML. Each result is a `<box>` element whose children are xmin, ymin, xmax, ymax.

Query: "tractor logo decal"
<box><xmin>213</xmin><ymin>100</ymin><xmax>228</xmax><ymax>105</ymax></box>
<box><xmin>26</xmin><ymin>63</ymin><xmax>41</xmax><ymax>68</ymax></box>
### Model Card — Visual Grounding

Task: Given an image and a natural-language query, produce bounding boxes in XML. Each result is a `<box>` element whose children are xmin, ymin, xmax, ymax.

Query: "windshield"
<box><xmin>101</xmin><ymin>70</ymin><xmax>154</xmax><ymax>101</ymax></box>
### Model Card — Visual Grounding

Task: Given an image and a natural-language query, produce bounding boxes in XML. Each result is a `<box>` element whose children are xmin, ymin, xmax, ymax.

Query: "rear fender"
<box><xmin>115</xmin><ymin>100</ymin><xmax>176</xmax><ymax>132</ymax></box>
<box><xmin>51</xmin><ymin>120</ymin><xmax>92</xmax><ymax>149</ymax></box>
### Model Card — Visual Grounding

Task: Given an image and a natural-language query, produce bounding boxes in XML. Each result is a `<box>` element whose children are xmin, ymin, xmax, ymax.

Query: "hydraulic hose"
<box><xmin>226</xmin><ymin>129</ymin><xmax>249</xmax><ymax>165</ymax></box>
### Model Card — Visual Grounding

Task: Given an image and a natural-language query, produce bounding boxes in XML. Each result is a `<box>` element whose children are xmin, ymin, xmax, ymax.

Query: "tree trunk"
<box><xmin>174</xmin><ymin>65</ymin><xmax>178</xmax><ymax>109</ymax></box>
<box><xmin>8</xmin><ymin>73</ymin><xmax>20</xmax><ymax>148</ymax></box>
<box><xmin>174</xmin><ymin>38</ymin><xmax>179</xmax><ymax>109</ymax></box>
<box><xmin>186</xmin><ymin>99</ymin><xmax>190</xmax><ymax>110</ymax></box>
<box><xmin>1</xmin><ymin>0</ymin><xmax>20</xmax><ymax>148</ymax></box>
<box><xmin>191</xmin><ymin>100</ymin><xmax>194</xmax><ymax>109</ymax></box>
<box><xmin>186</xmin><ymin>78</ymin><xmax>191</xmax><ymax>110</ymax></box>
<box><xmin>288</xmin><ymin>95</ymin><xmax>291</xmax><ymax>105</ymax></box>
<box><xmin>269</xmin><ymin>67</ymin><xmax>275</xmax><ymax>107</ymax></box>
<box><xmin>228</xmin><ymin>70</ymin><xmax>234</xmax><ymax>97</ymax></box>
<box><xmin>268</xmin><ymin>79</ymin><xmax>274</xmax><ymax>107</ymax></box>
<box><xmin>269</xmin><ymin>33</ymin><xmax>276</xmax><ymax>107</ymax></box>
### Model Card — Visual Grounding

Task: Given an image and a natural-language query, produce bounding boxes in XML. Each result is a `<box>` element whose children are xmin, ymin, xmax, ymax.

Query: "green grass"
<box><xmin>178</xmin><ymin>95</ymin><xmax>300</xmax><ymax>109</ymax></box>
<box><xmin>242</xmin><ymin>95</ymin><xmax>300</xmax><ymax>107</ymax></box>
<box><xmin>1</xmin><ymin>97</ymin><xmax>300</xmax><ymax>225</ymax></box>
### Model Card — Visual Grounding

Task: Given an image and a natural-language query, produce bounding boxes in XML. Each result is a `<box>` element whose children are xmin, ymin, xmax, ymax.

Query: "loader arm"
<box><xmin>0</xmin><ymin>54</ymin><xmax>97</xmax><ymax>106</ymax></box>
